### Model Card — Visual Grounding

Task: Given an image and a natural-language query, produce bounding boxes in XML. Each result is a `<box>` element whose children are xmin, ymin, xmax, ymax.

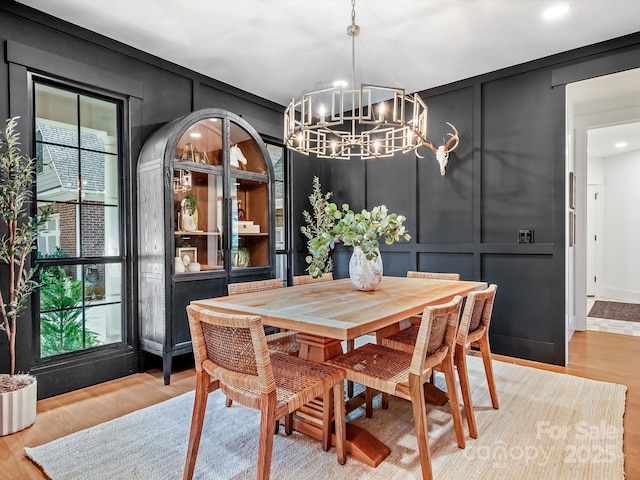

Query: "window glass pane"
<box><xmin>36</xmin><ymin>145</ymin><xmax>79</xmax><ymax>203</ymax></box>
<box><xmin>35</xmin><ymin>84</ymin><xmax>78</xmax><ymax>147</ymax></box>
<box><xmin>267</xmin><ymin>144</ymin><xmax>285</xmax><ymax>251</ymax></box>
<box><xmin>80</xmin><ymin>95</ymin><xmax>118</xmax><ymax>152</ymax></box>
<box><xmin>81</xmin><ymin>205</ymin><xmax>120</xmax><ymax>257</ymax></box>
<box><xmin>230</xmin><ymin>122</ymin><xmax>266</xmax><ymax>174</ymax></box>
<box><xmin>176</xmin><ymin>118</ymin><xmax>223</xmax><ymax>166</ymax></box>
<box><xmin>39</xmin><ymin>264</ymin><xmax>87</xmax><ymax>357</ymax></box>
<box><xmin>80</xmin><ymin>150</ymin><xmax>118</xmax><ymax>205</ymax></box>
<box><xmin>37</xmin><ymin>213</ymin><xmax>61</xmax><ymax>258</ymax></box>
<box><xmin>267</xmin><ymin>144</ymin><xmax>284</xmax><ymax>183</ymax></box>
<box><xmin>85</xmin><ymin>263</ymin><xmax>122</xmax><ymax>345</ymax></box>
<box><xmin>37</xmin><ymin>201</ymin><xmax>79</xmax><ymax>258</ymax></box>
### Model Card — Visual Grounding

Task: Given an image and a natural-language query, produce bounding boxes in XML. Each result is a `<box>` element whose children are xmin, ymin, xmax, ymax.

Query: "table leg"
<box><xmin>294</xmin><ymin>332</ymin><xmax>391</xmax><ymax>467</ymax></box>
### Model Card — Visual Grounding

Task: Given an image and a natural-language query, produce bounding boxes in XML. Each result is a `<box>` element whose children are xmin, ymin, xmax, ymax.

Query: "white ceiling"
<box><xmin>15</xmin><ymin>0</ymin><xmax>640</xmax><ymax>107</ymax></box>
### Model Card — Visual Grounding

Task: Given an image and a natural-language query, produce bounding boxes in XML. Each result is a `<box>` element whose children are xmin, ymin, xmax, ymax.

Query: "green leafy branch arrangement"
<box><xmin>300</xmin><ymin>177</ymin><xmax>340</xmax><ymax>278</ymax></box>
<box><xmin>301</xmin><ymin>177</ymin><xmax>411</xmax><ymax>278</ymax></box>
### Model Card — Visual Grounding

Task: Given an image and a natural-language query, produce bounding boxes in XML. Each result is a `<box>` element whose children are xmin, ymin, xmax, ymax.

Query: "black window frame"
<box><xmin>30</xmin><ymin>74</ymin><xmax>130</xmax><ymax>365</ymax></box>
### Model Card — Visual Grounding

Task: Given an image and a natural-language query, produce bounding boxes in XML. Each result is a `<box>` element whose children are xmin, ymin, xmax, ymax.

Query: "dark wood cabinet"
<box><xmin>137</xmin><ymin>109</ymin><xmax>275</xmax><ymax>384</ymax></box>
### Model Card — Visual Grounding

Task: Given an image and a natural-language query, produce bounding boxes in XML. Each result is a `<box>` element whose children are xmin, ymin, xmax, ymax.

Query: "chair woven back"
<box><xmin>228</xmin><ymin>278</ymin><xmax>283</xmax><ymax>295</ymax></box>
<box><xmin>407</xmin><ymin>271</ymin><xmax>460</xmax><ymax>281</ymax></box>
<box><xmin>186</xmin><ymin>304</ymin><xmax>275</xmax><ymax>396</ymax></box>
<box><xmin>292</xmin><ymin>273</ymin><xmax>334</xmax><ymax>286</ymax></box>
<box><xmin>410</xmin><ymin>296</ymin><xmax>462</xmax><ymax>375</ymax></box>
<box><xmin>458</xmin><ymin>284</ymin><xmax>497</xmax><ymax>345</ymax></box>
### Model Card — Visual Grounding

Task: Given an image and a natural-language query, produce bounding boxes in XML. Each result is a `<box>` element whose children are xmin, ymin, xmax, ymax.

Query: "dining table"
<box><xmin>192</xmin><ymin>275</ymin><xmax>487</xmax><ymax>467</ymax></box>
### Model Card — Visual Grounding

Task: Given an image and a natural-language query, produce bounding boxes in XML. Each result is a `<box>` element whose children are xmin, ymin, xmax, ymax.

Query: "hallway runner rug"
<box><xmin>25</xmin><ymin>356</ymin><xmax>626</xmax><ymax>480</ymax></box>
<box><xmin>588</xmin><ymin>300</ymin><xmax>640</xmax><ymax>323</ymax></box>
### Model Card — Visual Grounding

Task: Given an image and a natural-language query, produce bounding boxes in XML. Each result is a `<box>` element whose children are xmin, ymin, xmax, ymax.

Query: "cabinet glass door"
<box><xmin>231</xmin><ymin>178</ymin><xmax>269</xmax><ymax>268</ymax></box>
<box><xmin>173</xmin><ymin>116</ymin><xmax>225</xmax><ymax>274</ymax></box>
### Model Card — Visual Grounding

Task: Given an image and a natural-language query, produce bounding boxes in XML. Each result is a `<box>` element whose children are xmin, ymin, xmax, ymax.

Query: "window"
<box><xmin>266</xmin><ymin>143</ymin><xmax>289</xmax><ymax>284</ymax></box>
<box><xmin>34</xmin><ymin>80</ymin><xmax>125</xmax><ymax>358</ymax></box>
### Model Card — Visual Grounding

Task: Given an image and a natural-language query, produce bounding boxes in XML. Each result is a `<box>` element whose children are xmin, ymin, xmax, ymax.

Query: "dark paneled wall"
<box><xmin>291</xmin><ymin>32</ymin><xmax>640</xmax><ymax>366</ymax></box>
<box><xmin>0</xmin><ymin>2</ymin><xmax>283</xmax><ymax>397</ymax></box>
<box><xmin>2</xmin><ymin>0</ymin><xmax>640</xmax><ymax>395</ymax></box>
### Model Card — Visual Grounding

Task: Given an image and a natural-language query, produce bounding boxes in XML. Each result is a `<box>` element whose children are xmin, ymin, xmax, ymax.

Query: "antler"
<box><xmin>442</xmin><ymin>122</ymin><xmax>459</xmax><ymax>153</ymax></box>
<box><xmin>417</xmin><ymin>122</ymin><xmax>459</xmax><ymax>176</ymax></box>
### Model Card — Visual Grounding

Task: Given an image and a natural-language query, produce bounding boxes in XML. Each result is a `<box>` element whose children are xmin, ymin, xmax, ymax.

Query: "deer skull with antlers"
<box><xmin>419</xmin><ymin>122</ymin><xmax>459</xmax><ymax>176</ymax></box>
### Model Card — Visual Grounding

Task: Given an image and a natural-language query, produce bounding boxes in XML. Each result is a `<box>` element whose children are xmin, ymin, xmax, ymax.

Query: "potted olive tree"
<box><xmin>302</xmin><ymin>177</ymin><xmax>410</xmax><ymax>291</ymax></box>
<box><xmin>0</xmin><ymin>117</ymin><xmax>49</xmax><ymax>436</ymax></box>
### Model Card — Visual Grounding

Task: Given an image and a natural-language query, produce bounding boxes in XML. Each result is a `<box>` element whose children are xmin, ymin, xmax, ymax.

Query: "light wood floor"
<box><xmin>1</xmin><ymin>330</ymin><xmax>638</xmax><ymax>479</ymax></box>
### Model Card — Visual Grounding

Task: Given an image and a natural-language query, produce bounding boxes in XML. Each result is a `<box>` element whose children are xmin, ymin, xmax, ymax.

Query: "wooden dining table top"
<box><xmin>192</xmin><ymin>276</ymin><xmax>487</xmax><ymax>341</ymax></box>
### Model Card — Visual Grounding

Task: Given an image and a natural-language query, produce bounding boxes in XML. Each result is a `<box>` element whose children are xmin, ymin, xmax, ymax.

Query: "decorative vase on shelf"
<box><xmin>174</xmin><ymin>257</ymin><xmax>185</xmax><ymax>273</ymax></box>
<box><xmin>349</xmin><ymin>247</ymin><xmax>383</xmax><ymax>291</ymax></box>
<box><xmin>180</xmin><ymin>196</ymin><xmax>198</xmax><ymax>231</ymax></box>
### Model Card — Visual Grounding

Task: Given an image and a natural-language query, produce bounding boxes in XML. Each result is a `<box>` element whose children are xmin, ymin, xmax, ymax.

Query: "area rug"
<box><xmin>588</xmin><ymin>300</ymin><xmax>640</xmax><ymax>323</ymax></box>
<box><xmin>25</xmin><ymin>357</ymin><xmax>626</xmax><ymax>480</ymax></box>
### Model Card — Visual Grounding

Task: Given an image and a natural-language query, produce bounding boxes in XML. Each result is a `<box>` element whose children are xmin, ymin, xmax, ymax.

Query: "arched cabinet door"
<box><xmin>137</xmin><ymin>108</ymin><xmax>275</xmax><ymax>384</ymax></box>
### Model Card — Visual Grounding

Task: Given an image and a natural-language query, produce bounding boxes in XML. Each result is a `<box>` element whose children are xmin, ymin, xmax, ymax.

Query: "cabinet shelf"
<box><xmin>175</xmin><ymin>230</ymin><xmax>221</xmax><ymax>236</ymax></box>
<box><xmin>238</xmin><ymin>232</ymin><xmax>268</xmax><ymax>237</ymax></box>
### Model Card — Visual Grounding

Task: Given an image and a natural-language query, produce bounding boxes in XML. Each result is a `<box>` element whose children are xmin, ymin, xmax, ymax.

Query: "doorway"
<box><xmin>566</xmin><ymin>68</ymin><xmax>640</xmax><ymax>342</ymax></box>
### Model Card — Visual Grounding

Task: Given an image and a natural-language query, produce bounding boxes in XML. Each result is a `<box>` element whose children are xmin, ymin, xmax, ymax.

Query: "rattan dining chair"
<box><xmin>226</xmin><ymin>279</ymin><xmax>300</xmax><ymax>409</ymax></box>
<box><xmin>406</xmin><ymin>271</ymin><xmax>460</xmax><ymax>325</ymax></box>
<box><xmin>382</xmin><ymin>284</ymin><xmax>499</xmax><ymax>438</ymax></box>
<box><xmin>292</xmin><ymin>272</ymin><xmax>334</xmax><ymax>285</ymax></box>
<box><xmin>183</xmin><ymin>305</ymin><xmax>347</xmax><ymax>480</ymax></box>
<box><xmin>327</xmin><ymin>296</ymin><xmax>465</xmax><ymax>480</ymax></box>
<box><xmin>228</xmin><ymin>279</ymin><xmax>300</xmax><ymax>356</ymax></box>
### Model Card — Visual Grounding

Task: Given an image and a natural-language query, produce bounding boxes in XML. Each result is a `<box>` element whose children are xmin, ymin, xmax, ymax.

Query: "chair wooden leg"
<box><xmin>225</xmin><ymin>397</ymin><xmax>232</xmax><ymax>408</ymax></box>
<box><xmin>381</xmin><ymin>392</ymin><xmax>389</xmax><ymax>409</ymax></box>
<box><xmin>365</xmin><ymin>387</ymin><xmax>374</xmax><ymax>418</ymax></box>
<box><xmin>333</xmin><ymin>382</ymin><xmax>347</xmax><ymax>465</ymax></box>
<box><xmin>284</xmin><ymin>413</ymin><xmax>293</xmax><ymax>436</ymax></box>
<box><xmin>322</xmin><ymin>384</ymin><xmax>333</xmax><ymax>451</ymax></box>
<box><xmin>479</xmin><ymin>336</ymin><xmax>499</xmax><ymax>409</ymax></box>
<box><xmin>409</xmin><ymin>373</ymin><xmax>433</xmax><ymax>480</ymax></box>
<box><xmin>442</xmin><ymin>355</ymin><xmax>465</xmax><ymax>449</ymax></box>
<box><xmin>346</xmin><ymin>339</ymin><xmax>355</xmax><ymax>398</ymax></box>
<box><xmin>183</xmin><ymin>371</ymin><xmax>210</xmax><ymax>480</ymax></box>
<box><xmin>455</xmin><ymin>347</ymin><xmax>478</xmax><ymax>439</ymax></box>
<box><xmin>257</xmin><ymin>393</ymin><xmax>277</xmax><ymax>480</ymax></box>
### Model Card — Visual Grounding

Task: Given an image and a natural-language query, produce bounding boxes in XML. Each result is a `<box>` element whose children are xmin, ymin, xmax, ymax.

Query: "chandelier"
<box><xmin>284</xmin><ymin>0</ymin><xmax>433</xmax><ymax>161</ymax></box>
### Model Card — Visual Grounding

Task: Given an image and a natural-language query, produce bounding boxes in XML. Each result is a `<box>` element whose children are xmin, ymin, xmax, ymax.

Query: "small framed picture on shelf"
<box><xmin>176</xmin><ymin>247</ymin><xmax>197</xmax><ymax>265</ymax></box>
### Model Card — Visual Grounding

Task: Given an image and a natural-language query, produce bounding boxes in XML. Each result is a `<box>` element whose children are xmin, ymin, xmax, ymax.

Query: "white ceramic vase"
<box><xmin>349</xmin><ymin>246</ymin><xmax>383</xmax><ymax>291</ymax></box>
<box><xmin>0</xmin><ymin>378</ymin><xmax>37</xmax><ymax>436</ymax></box>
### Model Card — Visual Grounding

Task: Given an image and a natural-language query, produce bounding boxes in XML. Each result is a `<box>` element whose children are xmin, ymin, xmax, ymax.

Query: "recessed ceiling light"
<box><xmin>543</xmin><ymin>3</ymin><xmax>571</xmax><ymax>20</ymax></box>
<box><xmin>333</xmin><ymin>79</ymin><xmax>348</xmax><ymax>88</ymax></box>
<box><xmin>615</xmin><ymin>141</ymin><xmax>628</xmax><ymax>148</ymax></box>
<box><xmin>190</xmin><ymin>132</ymin><xmax>201</xmax><ymax>138</ymax></box>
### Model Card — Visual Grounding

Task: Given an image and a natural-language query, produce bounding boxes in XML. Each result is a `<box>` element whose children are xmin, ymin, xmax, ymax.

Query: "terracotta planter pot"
<box><xmin>0</xmin><ymin>378</ymin><xmax>37</xmax><ymax>436</ymax></box>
